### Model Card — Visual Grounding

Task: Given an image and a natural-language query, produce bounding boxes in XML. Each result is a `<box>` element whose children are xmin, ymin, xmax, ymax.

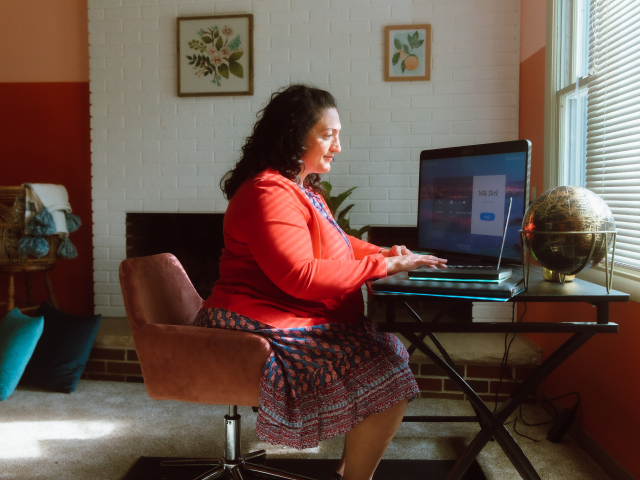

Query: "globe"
<box><xmin>521</xmin><ymin>186</ymin><xmax>616</xmax><ymax>275</ymax></box>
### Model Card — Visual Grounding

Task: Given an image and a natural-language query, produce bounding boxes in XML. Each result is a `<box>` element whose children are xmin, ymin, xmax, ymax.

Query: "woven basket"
<box><xmin>0</xmin><ymin>186</ymin><xmax>58</xmax><ymax>267</ymax></box>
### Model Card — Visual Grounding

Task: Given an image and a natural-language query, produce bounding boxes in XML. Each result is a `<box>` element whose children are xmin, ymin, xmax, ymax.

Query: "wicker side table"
<box><xmin>0</xmin><ymin>186</ymin><xmax>59</xmax><ymax>313</ymax></box>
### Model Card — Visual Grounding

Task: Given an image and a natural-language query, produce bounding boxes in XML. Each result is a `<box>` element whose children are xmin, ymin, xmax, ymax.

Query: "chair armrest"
<box><xmin>132</xmin><ymin>323</ymin><xmax>272</xmax><ymax>407</ymax></box>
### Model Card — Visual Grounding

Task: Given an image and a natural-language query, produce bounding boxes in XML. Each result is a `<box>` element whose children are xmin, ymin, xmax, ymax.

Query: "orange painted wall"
<box><xmin>519</xmin><ymin>47</ymin><xmax>545</xmax><ymax>199</ymax></box>
<box><xmin>0</xmin><ymin>1</ymin><xmax>89</xmax><ymax>83</ymax></box>
<box><xmin>0</xmin><ymin>1</ymin><xmax>92</xmax><ymax>315</ymax></box>
<box><xmin>519</xmin><ymin>1</ymin><xmax>640</xmax><ymax>477</ymax></box>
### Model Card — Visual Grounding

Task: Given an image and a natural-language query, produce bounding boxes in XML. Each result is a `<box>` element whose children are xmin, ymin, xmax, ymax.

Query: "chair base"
<box><xmin>162</xmin><ymin>453</ymin><xmax>314</xmax><ymax>480</ymax></box>
<box><xmin>161</xmin><ymin>406</ymin><xmax>315</xmax><ymax>480</ymax></box>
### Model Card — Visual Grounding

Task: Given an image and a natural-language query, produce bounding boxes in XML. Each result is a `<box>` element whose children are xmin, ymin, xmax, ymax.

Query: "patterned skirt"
<box><xmin>195</xmin><ymin>308</ymin><xmax>419</xmax><ymax>450</ymax></box>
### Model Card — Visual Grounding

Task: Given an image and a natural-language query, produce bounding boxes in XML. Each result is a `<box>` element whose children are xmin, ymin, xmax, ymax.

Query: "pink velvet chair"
<box><xmin>119</xmin><ymin>253</ymin><xmax>313</xmax><ymax>480</ymax></box>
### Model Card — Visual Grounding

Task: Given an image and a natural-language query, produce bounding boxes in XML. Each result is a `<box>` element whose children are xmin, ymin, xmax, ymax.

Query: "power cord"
<box><xmin>491</xmin><ymin>302</ymin><xmax>580</xmax><ymax>442</ymax></box>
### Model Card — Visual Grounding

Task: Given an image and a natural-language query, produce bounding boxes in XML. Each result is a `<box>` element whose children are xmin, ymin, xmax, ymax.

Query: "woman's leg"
<box><xmin>333</xmin><ymin>399</ymin><xmax>408</xmax><ymax>480</ymax></box>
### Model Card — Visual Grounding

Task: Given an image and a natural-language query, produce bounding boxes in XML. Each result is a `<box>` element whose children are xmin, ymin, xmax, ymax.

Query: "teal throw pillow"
<box><xmin>0</xmin><ymin>308</ymin><xmax>44</xmax><ymax>401</ymax></box>
<box><xmin>22</xmin><ymin>302</ymin><xmax>101</xmax><ymax>393</ymax></box>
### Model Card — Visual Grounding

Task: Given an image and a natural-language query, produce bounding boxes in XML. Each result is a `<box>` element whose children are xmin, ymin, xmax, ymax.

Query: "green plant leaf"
<box><xmin>394</xmin><ymin>38</ymin><xmax>402</xmax><ymax>50</ymax></box>
<box><xmin>213</xmin><ymin>29</ymin><xmax>219</xmax><ymax>38</ymax></box>
<box><xmin>201</xmin><ymin>36</ymin><xmax>212</xmax><ymax>44</ymax></box>
<box><xmin>229</xmin><ymin>51</ymin><xmax>243</xmax><ymax>62</ymax></box>
<box><xmin>337</xmin><ymin>217</ymin><xmax>350</xmax><ymax>231</ymax></box>
<box><xmin>392</xmin><ymin>52</ymin><xmax>400</xmax><ymax>66</ymax></box>
<box><xmin>321</xmin><ymin>181</ymin><xmax>332</xmax><ymax>197</ymax></box>
<box><xmin>332</xmin><ymin>187</ymin><xmax>357</xmax><ymax>213</ymax></box>
<box><xmin>229</xmin><ymin>61</ymin><xmax>243</xmax><ymax>78</ymax></box>
<box><xmin>218</xmin><ymin>63</ymin><xmax>229</xmax><ymax>79</ymax></box>
<box><xmin>401</xmin><ymin>59</ymin><xmax>406</xmax><ymax>73</ymax></box>
<box><xmin>320</xmin><ymin>180</ymin><xmax>371</xmax><ymax>239</ymax></box>
<box><xmin>415</xmin><ymin>39</ymin><xmax>424</xmax><ymax>48</ymax></box>
<box><xmin>403</xmin><ymin>44</ymin><xmax>410</xmax><ymax>55</ymax></box>
<box><xmin>356</xmin><ymin>225</ymin><xmax>371</xmax><ymax>239</ymax></box>
<box><xmin>228</xmin><ymin>34</ymin><xmax>242</xmax><ymax>50</ymax></box>
<box><xmin>337</xmin><ymin>203</ymin><xmax>354</xmax><ymax>221</ymax></box>
<box><xmin>215</xmin><ymin>36</ymin><xmax>223</xmax><ymax>51</ymax></box>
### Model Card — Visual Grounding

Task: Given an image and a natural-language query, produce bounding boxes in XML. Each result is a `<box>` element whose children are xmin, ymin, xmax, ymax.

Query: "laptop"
<box><xmin>409</xmin><ymin>140</ymin><xmax>531</xmax><ymax>282</ymax></box>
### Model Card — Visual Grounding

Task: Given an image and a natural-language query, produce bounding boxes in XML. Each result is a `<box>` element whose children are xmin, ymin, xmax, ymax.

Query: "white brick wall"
<box><xmin>472</xmin><ymin>302</ymin><xmax>516</xmax><ymax>322</ymax></box>
<box><xmin>89</xmin><ymin>0</ymin><xmax>521</xmax><ymax>316</ymax></box>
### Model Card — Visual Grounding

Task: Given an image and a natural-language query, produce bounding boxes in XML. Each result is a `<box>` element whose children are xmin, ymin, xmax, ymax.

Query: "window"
<box><xmin>546</xmin><ymin>0</ymin><xmax>640</xmax><ymax>272</ymax></box>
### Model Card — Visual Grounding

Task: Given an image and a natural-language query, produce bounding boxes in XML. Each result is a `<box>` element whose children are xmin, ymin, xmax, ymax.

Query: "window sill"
<box><xmin>576</xmin><ymin>265</ymin><xmax>640</xmax><ymax>303</ymax></box>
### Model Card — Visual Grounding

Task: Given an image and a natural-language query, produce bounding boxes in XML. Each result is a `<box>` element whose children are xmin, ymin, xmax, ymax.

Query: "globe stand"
<box><xmin>519</xmin><ymin>230</ymin><xmax>618</xmax><ymax>293</ymax></box>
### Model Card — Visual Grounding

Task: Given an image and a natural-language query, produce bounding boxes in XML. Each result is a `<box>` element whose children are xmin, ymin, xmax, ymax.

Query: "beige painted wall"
<box><xmin>0</xmin><ymin>0</ymin><xmax>89</xmax><ymax>83</ymax></box>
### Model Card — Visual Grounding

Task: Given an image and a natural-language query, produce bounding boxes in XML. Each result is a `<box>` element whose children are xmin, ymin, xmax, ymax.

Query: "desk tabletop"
<box><xmin>513</xmin><ymin>274</ymin><xmax>629</xmax><ymax>303</ymax></box>
<box><xmin>372</xmin><ymin>265</ymin><xmax>630</xmax><ymax>304</ymax></box>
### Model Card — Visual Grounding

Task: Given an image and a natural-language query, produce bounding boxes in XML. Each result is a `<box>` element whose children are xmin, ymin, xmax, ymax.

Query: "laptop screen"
<box><xmin>417</xmin><ymin>140</ymin><xmax>531</xmax><ymax>264</ymax></box>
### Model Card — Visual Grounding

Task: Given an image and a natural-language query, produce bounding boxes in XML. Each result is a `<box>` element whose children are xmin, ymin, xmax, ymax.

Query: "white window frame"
<box><xmin>544</xmin><ymin>0</ymin><xmax>593</xmax><ymax>190</ymax></box>
<box><xmin>544</xmin><ymin>0</ymin><xmax>640</xmax><ymax>298</ymax></box>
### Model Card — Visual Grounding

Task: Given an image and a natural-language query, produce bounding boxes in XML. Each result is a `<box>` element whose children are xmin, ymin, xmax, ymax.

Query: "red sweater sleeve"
<box><xmin>349</xmin><ymin>235</ymin><xmax>382</xmax><ymax>259</ymax></box>
<box><xmin>242</xmin><ymin>178</ymin><xmax>387</xmax><ymax>301</ymax></box>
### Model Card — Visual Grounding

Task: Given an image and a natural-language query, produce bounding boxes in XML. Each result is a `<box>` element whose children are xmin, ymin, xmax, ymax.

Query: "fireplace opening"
<box><xmin>126</xmin><ymin>213</ymin><xmax>224</xmax><ymax>300</ymax></box>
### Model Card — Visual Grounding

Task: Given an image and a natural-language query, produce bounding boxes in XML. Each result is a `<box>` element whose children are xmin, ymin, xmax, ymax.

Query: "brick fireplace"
<box><xmin>126</xmin><ymin>213</ymin><xmax>224</xmax><ymax>299</ymax></box>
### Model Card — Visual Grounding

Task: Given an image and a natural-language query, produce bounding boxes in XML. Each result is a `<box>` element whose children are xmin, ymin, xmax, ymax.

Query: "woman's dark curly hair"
<box><xmin>220</xmin><ymin>84</ymin><xmax>337</xmax><ymax>199</ymax></box>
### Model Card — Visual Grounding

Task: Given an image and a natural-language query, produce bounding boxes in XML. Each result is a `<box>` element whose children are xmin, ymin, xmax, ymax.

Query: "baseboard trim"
<box><xmin>539</xmin><ymin>392</ymin><xmax>635</xmax><ymax>480</ymax></box>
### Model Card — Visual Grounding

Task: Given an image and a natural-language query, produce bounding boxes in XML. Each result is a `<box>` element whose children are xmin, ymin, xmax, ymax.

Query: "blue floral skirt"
<box><xmin>195</xmin><ymin>308</ymin><xmax>419</xmax><ymax>450</ymax></box>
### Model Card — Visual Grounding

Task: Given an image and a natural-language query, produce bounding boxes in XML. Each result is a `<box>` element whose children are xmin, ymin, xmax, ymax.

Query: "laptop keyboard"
<box><xmin>447</xmin><ymin>265</ymin><xmax>496</xmax><ymax>270</ymax></box>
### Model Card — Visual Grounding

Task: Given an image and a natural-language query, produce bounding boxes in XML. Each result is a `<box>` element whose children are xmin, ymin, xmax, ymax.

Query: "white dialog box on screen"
<box><xmin>471</xmin><ymin>175</ymin><xmax>506</xmax><ymax>236</ymax></box>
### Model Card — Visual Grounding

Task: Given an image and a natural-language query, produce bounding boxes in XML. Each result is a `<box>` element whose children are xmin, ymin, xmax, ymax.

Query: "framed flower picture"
<box><xmin>177</xmin><ymin>14</ymin><xmax>253</xmax><ymax>96</ymax></box>
<box><xmin>384</xmin><ymin>24</ymin><xmax>431</xmax><ymax>82</ymax></box>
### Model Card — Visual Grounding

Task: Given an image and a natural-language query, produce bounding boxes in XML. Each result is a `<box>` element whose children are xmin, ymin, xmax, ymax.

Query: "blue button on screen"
<box><xmin>480</xmin><ymin>212</ymin><xmax>495</xmax><ymax>221</ymax></box>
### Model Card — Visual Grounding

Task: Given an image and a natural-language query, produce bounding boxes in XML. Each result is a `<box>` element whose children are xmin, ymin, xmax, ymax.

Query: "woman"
<box><xmin>196</xmin><ymin>84</ymin><xmax>447</xmax><ymax>480</ymax></box>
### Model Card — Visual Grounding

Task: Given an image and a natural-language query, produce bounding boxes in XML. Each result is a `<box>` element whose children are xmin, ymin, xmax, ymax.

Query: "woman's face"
<box><xmin>300</xmin><ymin>107</ymin><xmax>341</xmax><ymax>180</ymax></box>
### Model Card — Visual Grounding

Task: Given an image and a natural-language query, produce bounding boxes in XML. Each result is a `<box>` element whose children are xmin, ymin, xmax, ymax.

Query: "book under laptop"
<box><xmin>408</xmin><ymin>140</ymin><xmax>532</xmax><ymax>283</ymax></box>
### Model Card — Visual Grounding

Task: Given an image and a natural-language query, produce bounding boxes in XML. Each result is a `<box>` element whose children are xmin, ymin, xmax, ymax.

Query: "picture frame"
<box><xmin>383</xmin><ymin>24</ymin><xmax>431</xmax><ymax>82</ymax></box>
<box><xmin>177</xmin><ymin>14</ymin><xmax>253</xmax><ymax>97</ymax></box>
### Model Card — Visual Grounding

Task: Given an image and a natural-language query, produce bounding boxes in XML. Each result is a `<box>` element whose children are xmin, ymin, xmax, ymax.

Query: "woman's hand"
<box><xmin>381</xmin><ymin>245</ymin><xmax>447</xmax><ymax>276</ymax></box>
<box><xmin>379</xmin><ymin>244</ymin><xmax>414</xmax><ymax>257</ymax></box>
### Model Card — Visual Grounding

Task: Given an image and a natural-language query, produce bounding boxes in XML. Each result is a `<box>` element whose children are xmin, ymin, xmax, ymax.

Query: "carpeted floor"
<box><xmin>0</xmin><ymin>380</ymin><xmax>612</xmax><ymax>480</ymax></box>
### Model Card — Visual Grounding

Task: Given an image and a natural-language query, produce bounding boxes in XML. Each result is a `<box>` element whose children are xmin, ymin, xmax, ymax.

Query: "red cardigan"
<box><xmin>203</xmin><ymin>168</ymin><xmax>388</xmax><ymax>328</ymax></box>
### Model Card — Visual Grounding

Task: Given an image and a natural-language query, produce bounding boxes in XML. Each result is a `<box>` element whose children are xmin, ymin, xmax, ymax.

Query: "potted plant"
<box><xmin>321</xmin><ymin>181</ymin><xmax>371</xmax><ymax>240</ymax></box>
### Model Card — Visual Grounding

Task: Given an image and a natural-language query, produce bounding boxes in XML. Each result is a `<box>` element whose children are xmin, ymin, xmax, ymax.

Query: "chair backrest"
<box><xmin>119</xmin><ymin>253</ymin><xmax>272</xmax><ymax>406</ymax></box>
<box><xmin>119</xmin><ymin>253</ymin><xmax>203</xmax><ymax>330</ymax></box>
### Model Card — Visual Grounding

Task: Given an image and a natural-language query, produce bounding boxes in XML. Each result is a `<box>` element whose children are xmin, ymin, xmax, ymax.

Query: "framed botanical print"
<box><xmin>177</xmin><ymin>14</ymin><xmax>254</xmax><ymax>96</ymax></box>
<box><xmin>384</xmin><ymin>24</ymin><xmax>431</xmax><ymax>82</ymax></box>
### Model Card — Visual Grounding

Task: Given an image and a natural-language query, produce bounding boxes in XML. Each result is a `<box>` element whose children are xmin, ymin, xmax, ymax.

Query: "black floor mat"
<box><xmin>122</xmin><ymin>456</ymin><xmax>487</xmax><ymax>480</ymax></box>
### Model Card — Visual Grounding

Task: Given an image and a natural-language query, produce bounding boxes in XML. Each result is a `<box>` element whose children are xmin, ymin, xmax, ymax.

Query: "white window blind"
<box><xmin>586</xmin><ymin>0</ymin><xmax>640</xmax><ymax>270</ymax></box>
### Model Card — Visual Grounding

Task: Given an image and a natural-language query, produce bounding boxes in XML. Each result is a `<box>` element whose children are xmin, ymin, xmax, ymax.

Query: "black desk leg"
<box><xmin>596</xmin><ymin>302</ymin><xmax>609</xmax><ymax>324</ymax></box>
<box><xmin>400</xmin><ymin>302</ymin><xmax>489</xmax><ymax>430</ymax></box>
<box><xmin>404</xmin><ymin>330</ymin><xmax>598</xmax><ymax>480</ymax></box>
<box><xmin>446</xmin><ymin>331</ymin><xmax>596</xmax><ymax>480</ymax></box>
<box><xmin>385</xmin><ymin>300</ymin><xmax>396</xmax><ymax>323</ymax></box>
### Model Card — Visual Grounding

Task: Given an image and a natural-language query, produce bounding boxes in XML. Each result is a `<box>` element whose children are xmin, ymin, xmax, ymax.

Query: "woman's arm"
<box><xmin>348</xmin><ymin>235</ymin><xmax>382</xmax><ymax>260</ymax></box>
<box><xmin>349</xmin><ymin>236</ymin><xmax>447</xmax><ymax>272</ymax></box>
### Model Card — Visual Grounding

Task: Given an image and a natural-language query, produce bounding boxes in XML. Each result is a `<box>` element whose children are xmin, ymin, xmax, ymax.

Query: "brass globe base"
<box><xmin>542</xmin><ymin>267</ymin><xmax>575</xmax><ymax>283</ymax></box>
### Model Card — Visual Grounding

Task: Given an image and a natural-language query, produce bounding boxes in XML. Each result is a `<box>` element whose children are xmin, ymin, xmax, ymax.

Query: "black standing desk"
<box><xmin>371</xmin><ymin>267</ymin><xmax>629</xmax><ymax>480</ymax></box>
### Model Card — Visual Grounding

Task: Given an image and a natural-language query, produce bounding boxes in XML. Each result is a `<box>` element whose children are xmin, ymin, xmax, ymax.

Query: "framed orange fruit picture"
<box><xmin>384</xmin><ymin>24</ymin><xmax>431</xmax><ymax>82</ymax></box>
